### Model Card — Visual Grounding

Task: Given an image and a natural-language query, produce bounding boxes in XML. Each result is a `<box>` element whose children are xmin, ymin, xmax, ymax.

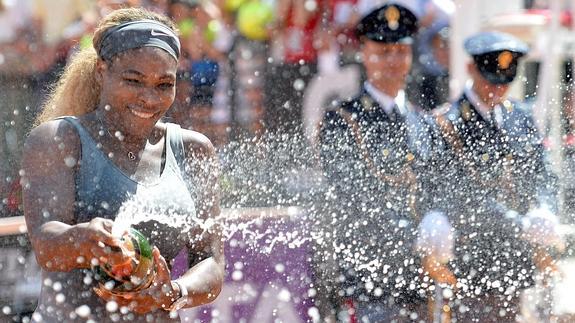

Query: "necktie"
<box><xmin>489</xmin><ymin>108</ymin><xmax>498</xmax><ymax>128</ymax></box>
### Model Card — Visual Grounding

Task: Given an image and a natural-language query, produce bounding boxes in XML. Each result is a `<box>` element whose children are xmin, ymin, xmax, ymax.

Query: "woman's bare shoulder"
<box><xmin>24</xmin><ymin>119</ymin><xmax>81</xmax><ymax>160</ymax></box>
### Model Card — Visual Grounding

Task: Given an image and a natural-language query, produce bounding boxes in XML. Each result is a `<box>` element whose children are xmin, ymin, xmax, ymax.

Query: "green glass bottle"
<box><xmin>92</xmin><ymin>228</ymin><xmax>155</xmax><ymax>294</ymax></box>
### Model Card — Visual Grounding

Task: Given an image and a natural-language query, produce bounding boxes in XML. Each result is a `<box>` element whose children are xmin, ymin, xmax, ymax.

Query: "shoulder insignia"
<box><xmin>502</xmin><ymin>99</ymin><xmax>513</xmax><ymax>113</ymax></box>
<box><xmin>431</xmin><ymin>102</ymin><xmax>451</xmax><ymax>117</ymax></box>
<box><xmin>361</xmin><ymin>94</ymin><xmax>375</xmax><ymax>111</ymax></box>
<box><xmin>461</xmin><ymin>102</ymin><xmax>472</xmax><ymax>121</ymax></box>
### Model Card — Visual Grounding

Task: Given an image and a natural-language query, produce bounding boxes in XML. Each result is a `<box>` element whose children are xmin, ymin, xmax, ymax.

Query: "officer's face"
<box><xmin>432</xmin><ymin>34</ymin><xmax>449</xmax><ymax>71</ymax></box>
<box><xmin>361</xmin><ymin>40</ymin><xmax>412</xmax><ymax>94</ymax></box>
<box><xmin>468</xmin><ymin>61</ymin><xmax>510</xmax><ymax>107</ymax></box>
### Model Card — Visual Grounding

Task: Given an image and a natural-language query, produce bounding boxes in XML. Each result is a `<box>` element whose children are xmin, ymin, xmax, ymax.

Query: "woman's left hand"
<box><xmin>94</xmin><ymin>247</ymin><xmax>179</xmax><ymax>314</ymax></box>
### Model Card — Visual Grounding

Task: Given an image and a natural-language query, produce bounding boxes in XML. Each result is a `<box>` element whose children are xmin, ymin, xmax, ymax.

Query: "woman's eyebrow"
<box><xmin>158</xmin><ymin>74</ymin><xmax>176</xmax><ymax>80</ymax></box>
<box><xmin>121</xmin><ymin>70</ymin><xmax>175</xmax><ymax>80</ymax></box>
<box><xmin>121</xmin><ymin>69</ymin><xmax>144</xmax><ymax>77</ymax></box>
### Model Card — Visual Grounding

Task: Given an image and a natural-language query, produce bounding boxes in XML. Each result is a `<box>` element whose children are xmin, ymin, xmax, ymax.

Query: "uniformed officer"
<box><xmin>317</xmin><ymin>1</ymin><xmax>445</xmax><ymax>321</ymax></box>
<box><xmin>432</xmin><ymin>31</ymin><xmax>561</xmax><ymax>322</ymax></box>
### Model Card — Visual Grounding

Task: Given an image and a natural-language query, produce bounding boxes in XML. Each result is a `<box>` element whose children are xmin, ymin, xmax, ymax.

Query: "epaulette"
<box><xmin>430</xmin><ymin>102</ymin><xmax>451</xmax><ymax>117</ymax></box>
<box><xmin>359</xmin><ymin>93</ymin><xmax>376</xmax><ymax>112</ymax></box>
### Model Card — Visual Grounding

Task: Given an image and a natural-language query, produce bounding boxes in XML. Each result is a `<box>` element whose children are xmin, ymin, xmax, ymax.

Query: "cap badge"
<box><xmin>385</xmin><ymin>5</ymin><xmax>400</xmax><ymax>31</ymax></box>
<box><xmin>461</xmin><ymin>102</ymin><xmax>472</xmax><ymax>121</ymax></box>
<box><xmin>497</xmin><ymin>51</ymin><xmax>513</xmax><ymax>70</ymax></box>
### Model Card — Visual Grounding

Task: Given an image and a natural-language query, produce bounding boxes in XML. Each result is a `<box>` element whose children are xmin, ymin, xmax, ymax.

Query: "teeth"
<box><xmin>130</xmin><ymin>109</ymin><xmax>155</xmax><ymax>119</ymax></box>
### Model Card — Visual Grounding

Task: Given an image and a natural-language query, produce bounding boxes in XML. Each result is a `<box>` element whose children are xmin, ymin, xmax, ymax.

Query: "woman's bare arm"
<box><xmin>177</xmin><ymin>130</ymin><xmax>225</xmax><ymax>307</ymax></box>
<box><xmin>22</xmin><ymin>120</ymin><xmax>120</xmax><ymax>272</ymax></box>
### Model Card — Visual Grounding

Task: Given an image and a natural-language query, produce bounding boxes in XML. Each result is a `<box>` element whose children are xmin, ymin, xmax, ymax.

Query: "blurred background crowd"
<box><xmin>0</xmin><ymin>0</ymin><xmax>573</xmax><ymax>216</ymax></box>
<box><xmin>3</xmin><ymin>0</ymin><xmax>575</xmax><ymax>321</ymax></box>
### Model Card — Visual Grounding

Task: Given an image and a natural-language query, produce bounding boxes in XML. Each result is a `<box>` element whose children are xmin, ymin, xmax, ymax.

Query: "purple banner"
<box><xmin>176</xmin><ymin>217</ymin><xmax>317</xmax><ymax>322</ymax></box>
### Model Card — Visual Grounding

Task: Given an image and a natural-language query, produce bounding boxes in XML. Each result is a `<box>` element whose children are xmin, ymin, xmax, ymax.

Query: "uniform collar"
<box><xmin>364</xmin><ymin>81</ymin><xmax>407</xmax><ymax>116</ymax></box>
<box><xmin>364</xmin><ymin>81</ymin><xmax>396</xmax><ymax>115</ymax></box>
<box><xmin>464</xmin><ymin>82</ymin><xmax>492</xmax><ymax>120</ymax></box>
<box><xmin>464</xmin><ymin>81</ymin><xmax>504</xmax><ymax>127</ymax></box>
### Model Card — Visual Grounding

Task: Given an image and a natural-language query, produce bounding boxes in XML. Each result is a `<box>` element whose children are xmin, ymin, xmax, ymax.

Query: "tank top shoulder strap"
<box><xmin>55</xmin><ymin>116</ymin><xmax>99</xmax><ymax>156</ymax></box>
<box><xmin>56</xmin><ymin>116</ymin><xmax>87</xmax><ymax>138</ymax></box>
<box><xmin>165</xmin><ymin>122</ymin><xmax>186</xmax><ymax>170</ymax></box>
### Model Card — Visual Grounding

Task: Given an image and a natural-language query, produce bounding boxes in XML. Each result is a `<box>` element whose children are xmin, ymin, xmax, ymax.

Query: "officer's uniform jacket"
<box><xmin>318</xmin><ymin>88</ymin><xmax>444</xmax><ymax>303</ymax></box>
<box><xmin>434</xmin><ymin>91</ymin><xmax>556</xmax><ymax>297</ymax></box>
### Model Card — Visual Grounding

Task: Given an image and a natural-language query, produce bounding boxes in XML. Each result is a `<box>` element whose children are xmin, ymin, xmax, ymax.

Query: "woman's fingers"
<box><xmin>85</xmin><ymin>218</ymin><xmax>123</xmax><ymax>247</ymax></box>
<box><xmin>149</xmin><ymin>247</ymin><xmax>177</xmax><ymax>309</ymax></box>
<box><xmin>152</xmin><ymin>247</ymin><xmax>171</xmax><ymax>281</ymax></box>
<box><xmin>95</xmin><ymin>246</ymin><xmax>174</xmax><ymax>314</ymax></box>
<box><xmin>93</xmin><ymin>286</ymin><xmax>134</xmax><ymax>306</ymax></box>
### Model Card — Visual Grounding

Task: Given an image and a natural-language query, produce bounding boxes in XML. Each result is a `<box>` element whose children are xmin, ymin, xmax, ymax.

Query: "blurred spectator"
<box><xmin>99</xmin><ymin>0</ymin><xmax>143</xmax><ymax>15</ymax></box>
<box><xmin>226</xmin><ymin>0</ymin><xmax>273</xmax><ymax>137</ymax></box>
<box><xmin>328</xmin><ymin>0</ymin><xmax>360</xmax><ymax>64</ymax></box>
<box><xmin>264</xmin><ymin>0</ymin><xmax>327</xmax><ymax>135</ymax></box>
<box><xmin>31</xmin><ymin>0</ymin><xmax>94</xmax><ymax>45</ymax></box>
<box><xmin>143</xmin><ymin>0</ymin><xmax>170</xmax><ymax>13</ymax></box>
<box><xmin>167</xmin><ymin>0</ymin><xmax>231</xmax><ymax>147</ymax></box>
<box><xmin>406</xmin><ymin>0</ymin><xmax>452</xmax><ymax>110</ymax></box>
<box><xmin>0</xmin><ymin>0</ymin><xmax>54</xmax><ymax>214</ymax></box>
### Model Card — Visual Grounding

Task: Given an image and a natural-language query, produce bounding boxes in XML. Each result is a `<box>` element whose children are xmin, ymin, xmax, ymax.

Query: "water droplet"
<box><xmin>64</xmin><ymin>156</ymin><xmax>77</xmax><ymax>168</ymax></box>
<box><xmin>83</xmin><ymin>274</ymin><xmax>93</xmax><ymax>285</ymax></box>
<box><xmin>307</xmin><ymin>306</ymin><xmax>320</xmax><ymax>321</ymax></box>
<box><xmin>275</xmin><ymin>263</ymin><xmax>285</xmax><ymax>273</ymax></box>
<box><xmin>106</xmin><ymin>301</ymin><xmax>118</xmax><ymax>312</ymax></box>
<box><xmin>55</xmin><ymin>293</ymin><xmax>66</xmax><ymax>303</ymax></box>
<box><xmin>232</xmin><ymin>270</ymin><xmax>243</xmax><ymax>281</ymax></box>
<box><xmin>307</xmin><ymin>288</ymin><xmax>317</xmax><ymax>297</ymax></box>
<box><xmin>293</xmin><ymin>79</ymin><xmax>305</xmax><ymax>91</ymax></box>
<box><xmin>75</xmin><ymin>304</ymin><xmax>91</xmax><ymax>317</ymax></box>
<box><xmin>277</xmin><ymin>288</ymin><xmax>291</xmax><ymax>302</ymax></box>
<box><xmin>32</xmin><ymin>312</ymin><xmax>43</xmax><ymax>321</ymax></box>
<box><xmin>53</xmin><ymin>282</ymin><xmax>62</xmax><ymax>292</ymax></box>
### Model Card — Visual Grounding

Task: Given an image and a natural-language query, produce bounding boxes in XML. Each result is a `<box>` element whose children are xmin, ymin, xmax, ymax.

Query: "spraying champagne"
<box><xmin>92</xmin><ymin>228</ymin><xmax>155</xmax><ymax>294</ymax></box>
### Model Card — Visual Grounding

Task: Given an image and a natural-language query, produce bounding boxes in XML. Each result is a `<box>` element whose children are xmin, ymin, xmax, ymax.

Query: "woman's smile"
<box><xmin>128</xmin><ymin>107</ymin><xmax>159</xmax><ymax>119</ymax></box>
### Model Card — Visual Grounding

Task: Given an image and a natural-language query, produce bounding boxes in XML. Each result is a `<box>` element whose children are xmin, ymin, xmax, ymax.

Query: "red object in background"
<box><xmin>542</xmin><ymin>134</ymin><xmax>575</xmax><ymax>150</ymax></box>
<box><xmin>6</xmin><ymin>178</ymin><xmax>22</xmax><ymax>214</ymax></box>
<box><xmin>347</xmin><ymin>298</ymin><xmax>358</xmax><ymax>323</ymax></box>
<box><xmin>525</xmin><ymin>8</ymin><xmax>573</xmax><ymax>27</ymax></box>
<box><xmin>329</xmin><ymin>0</ymin><xmax>360</xmax><ymax>50</ymax></box>
<box><xmin>564</xmin><ymin>133</ymin><xmax>575</xmax><ymax>146</ymax></box>
<box><xmin>282</xmin><ymin>0</ymin><xmax>325</xmax><ymax>64</ymax></box>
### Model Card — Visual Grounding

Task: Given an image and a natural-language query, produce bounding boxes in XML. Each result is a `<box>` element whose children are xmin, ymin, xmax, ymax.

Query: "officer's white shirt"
<box><xmin>364</xmin><ymin>81</ymin><xmax>397</xmax><ymax>116</ymax></box>
<box><xmin>464</xmin><ymin>82</ymin><xmax>503</xmax><ymax>128</ymax></box>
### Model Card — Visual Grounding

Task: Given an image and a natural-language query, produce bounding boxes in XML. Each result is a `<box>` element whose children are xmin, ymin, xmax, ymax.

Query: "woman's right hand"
<box><xmin>73</xmin><ymin>217</ymin><xmax>132</xmax><ymax>269</ymax></box>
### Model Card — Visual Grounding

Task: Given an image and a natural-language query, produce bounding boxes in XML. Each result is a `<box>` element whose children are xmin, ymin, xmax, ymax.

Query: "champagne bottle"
<box><xmin>92</xmin><ymin>228</ymin><xmax>155</xmax><ymax>294</ymax></box>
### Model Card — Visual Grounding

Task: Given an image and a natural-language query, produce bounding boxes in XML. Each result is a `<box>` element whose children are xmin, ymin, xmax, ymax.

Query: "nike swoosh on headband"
<box><xmin>150</xmin><ymin>29</ymin><xmax>171</xmax><ymax>37</ymax></box>
<box><xmin>98</xmin><ymin>20</ymin><xmax>181</xmax><ymax>61</ymax></box>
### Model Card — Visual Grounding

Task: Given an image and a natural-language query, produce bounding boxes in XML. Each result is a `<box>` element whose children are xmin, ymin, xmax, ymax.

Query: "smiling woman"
<box><xmin>21</xmin><ymin>7</ymin><xmax>224</xmax><ymax>323</ymax></box>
